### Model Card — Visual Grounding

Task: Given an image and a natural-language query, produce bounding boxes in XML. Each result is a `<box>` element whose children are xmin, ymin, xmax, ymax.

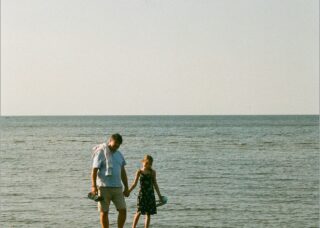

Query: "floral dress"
<box><xmin>137</xmin><ymin>170</ymin><xmax>157</xmax><ymax>215</ymax></box>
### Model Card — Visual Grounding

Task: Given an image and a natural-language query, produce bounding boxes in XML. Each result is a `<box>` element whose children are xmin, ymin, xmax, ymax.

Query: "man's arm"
<box><xmin>91</xmin><ymin>168</ymin><xmax>98</xmax><ymax>194</ymax></box>
<box><xmin>91</xmin><ymin>149</ymin><xmax>103</xmax><ymax>194</ymax></box>
<box><xmin>121</xmin><ymin>166</ymin><xmax>129</xmax><ymax>197</ymax></box>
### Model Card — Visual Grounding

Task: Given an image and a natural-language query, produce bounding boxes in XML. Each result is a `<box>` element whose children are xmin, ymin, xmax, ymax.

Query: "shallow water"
<box><xmin>0</xmin><ymin>115</ymin><xmax>319</xmax><ymax>227</ymax></box>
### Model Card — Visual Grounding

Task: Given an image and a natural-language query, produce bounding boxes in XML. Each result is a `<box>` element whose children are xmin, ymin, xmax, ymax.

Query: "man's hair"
<box><xmin>111</xmin><ymin>133</ymin><xmax>123</xmax><ymax>144</ymax></box>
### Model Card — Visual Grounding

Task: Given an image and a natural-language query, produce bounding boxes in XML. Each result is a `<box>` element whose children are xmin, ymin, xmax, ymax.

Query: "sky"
<box><xmin>1</xmin><ymin>0</ymin><xmax>319</xmax><ymax>115</ymax></box>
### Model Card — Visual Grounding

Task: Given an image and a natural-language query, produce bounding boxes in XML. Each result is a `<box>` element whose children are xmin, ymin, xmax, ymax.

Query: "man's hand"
<box><xmin>91</xmin><ymin>168</ymin><xmax>98</xmax><ymax>195</ymax></box>
<box><xmin>123</xmin><ymin>188</ymin><xmax>130</xmax><ymax>197</ymax></box>
<box><xmin>91</xmin><ymin>186</ymin><xmax>98</xmax><ymax>195</ymax></box>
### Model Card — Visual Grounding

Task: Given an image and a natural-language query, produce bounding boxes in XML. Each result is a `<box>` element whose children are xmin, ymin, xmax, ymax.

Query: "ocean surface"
<box><xmin>0</xmin><ymin>115</ymin><xmax>319</xmax><ymax>228</ymax></box>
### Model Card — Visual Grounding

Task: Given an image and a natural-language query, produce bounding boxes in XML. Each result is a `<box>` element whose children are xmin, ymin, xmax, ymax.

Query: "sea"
<box><xmin>0</xmin><ymin>115</ymin><xmax>319</xmax><ymax>228</ymax></box>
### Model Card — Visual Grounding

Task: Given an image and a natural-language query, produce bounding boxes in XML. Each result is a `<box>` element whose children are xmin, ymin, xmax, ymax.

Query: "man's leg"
<box><xmin>100</xmin><ymin>211</ymin><xmax>109</xmax><ymax>228</ymax></box>
<box><xmin>117</xmin><ymin>208</ymin><xmax>126</xmax><ymax>228</ymax></box>
<box><xmin>98</xmin><ymin>187</ymin><xmax>111</xmax><ymax>228</ymax></box>
<box><xmin>112</xmin><ymin>188</ymin><xmax>127</xmax><ymax>228</ymax></box>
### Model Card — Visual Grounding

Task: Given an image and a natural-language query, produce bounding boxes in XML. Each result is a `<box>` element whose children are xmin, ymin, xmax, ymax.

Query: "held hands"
<box><xmin>123</xmin><ymin>188</ymin><xmax>130</xmax><ymax>197</ymax></box>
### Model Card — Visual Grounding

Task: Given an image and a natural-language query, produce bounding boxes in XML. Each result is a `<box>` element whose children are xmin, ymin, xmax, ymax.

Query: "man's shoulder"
<box><xmin>93</xmin><ymin>148</ymin><xmax>105</xmax><ymax>159</ymax></box>
<box><xmin>92</xmin><ymin>143</ymin><xmax>106</xmax><ymax>154</ymax></box>
<box><xmin>115</xmin><ymin>150</ymin><xmax>124</xmax><ymax>157</ymax></box>
<box><xmin>114</xmin><ymin>151</ymin><xmax>126</xmax><ymax>164</ymax></box>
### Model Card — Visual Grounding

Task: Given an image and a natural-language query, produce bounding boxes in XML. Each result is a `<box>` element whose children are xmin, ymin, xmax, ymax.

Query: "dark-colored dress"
<box><xmin>137</xmin><ymin>170</ymin><xmax>157</xmax><ymax>215</ymax></box>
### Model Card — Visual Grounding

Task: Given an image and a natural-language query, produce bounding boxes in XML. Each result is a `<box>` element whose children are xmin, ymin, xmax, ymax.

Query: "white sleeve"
<box><xmin>92</xmin><ymin>150</ymin><xmax>104</xmax><ymax>168</ymax></box>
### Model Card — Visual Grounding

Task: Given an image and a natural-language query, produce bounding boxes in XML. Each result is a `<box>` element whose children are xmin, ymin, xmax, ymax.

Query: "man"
<box><xmin>91</xmin><ymin>133</ymin><xmax>129</xmax><ymax>228</ymax></box>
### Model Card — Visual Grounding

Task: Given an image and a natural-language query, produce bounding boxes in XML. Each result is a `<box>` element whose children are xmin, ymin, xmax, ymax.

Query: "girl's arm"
<box><xmin>129</xmin><ymin>170</ymin><xmax>141</xmax><ymax>193</ymax></box>
<box><xmin>152</xmin><ymin>170</ymin><xmax>162</xmax><ymax>199</ymax></box>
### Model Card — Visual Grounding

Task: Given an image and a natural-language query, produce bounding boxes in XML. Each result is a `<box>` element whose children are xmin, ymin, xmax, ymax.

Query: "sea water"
<box><xmin>0</xmin><ymin>115</ymin><xmax>319</xmax><ymax>227</ymax></box>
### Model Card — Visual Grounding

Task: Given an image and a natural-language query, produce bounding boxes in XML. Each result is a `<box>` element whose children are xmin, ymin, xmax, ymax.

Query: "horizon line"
<box><xmin>0</xmin><ymin>114</ymin><xmax>319</xmax><ymax>117</ymax></box>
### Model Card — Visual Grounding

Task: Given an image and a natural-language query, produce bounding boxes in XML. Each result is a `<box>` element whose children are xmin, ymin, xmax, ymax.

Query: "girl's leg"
<box><xmin>132</xmin><ymin>212</ymin><xmax>141</xmax><ymax>228</ymax></box>
<box><xmin>144</xmin><ymin>214</ymin><xmax>151</xmax><ymax>228</ymax></box>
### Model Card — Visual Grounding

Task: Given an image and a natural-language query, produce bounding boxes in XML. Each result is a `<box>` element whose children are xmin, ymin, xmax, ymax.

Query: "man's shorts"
<box><xmin>98</xmin><ymin>187</ymin><xmax>126</xmax><ymax>212</ymax></box>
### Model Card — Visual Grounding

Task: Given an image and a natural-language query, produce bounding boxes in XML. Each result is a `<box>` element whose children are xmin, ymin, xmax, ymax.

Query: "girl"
<box><xmin>129</xmin><ymin>155</ymin><xmax>163</xmax><ymax>228</ymax></box>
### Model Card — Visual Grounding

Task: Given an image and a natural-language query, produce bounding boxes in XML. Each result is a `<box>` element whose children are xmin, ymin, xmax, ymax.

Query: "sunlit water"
<box><xmin>0</xmin><ymin>116</ymin><xmax>319</xmax><ymax>227</ymax></box>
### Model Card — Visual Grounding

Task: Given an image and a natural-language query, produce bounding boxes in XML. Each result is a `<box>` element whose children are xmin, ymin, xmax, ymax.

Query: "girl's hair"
<box><xmin>142</xmin><ymin>155</ymin><xmax>153</xmax><ymax>166</ymax></box>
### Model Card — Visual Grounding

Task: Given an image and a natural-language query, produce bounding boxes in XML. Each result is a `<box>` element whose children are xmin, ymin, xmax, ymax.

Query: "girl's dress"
<box><xmin>137</xmin><ymin>170</ymin><xmax>157</xmax><ymax>215</ymax></box>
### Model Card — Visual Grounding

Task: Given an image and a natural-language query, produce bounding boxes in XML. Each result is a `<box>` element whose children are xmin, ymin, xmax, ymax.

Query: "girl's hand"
<box><xmin>123</xmin><ymin>188</ymin><xmax>130</xmax><ymax>197</ymax></box>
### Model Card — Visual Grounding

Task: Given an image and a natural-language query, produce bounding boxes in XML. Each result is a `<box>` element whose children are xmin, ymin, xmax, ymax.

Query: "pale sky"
<box><xmin>1</xmin><ymin>0</ymin><xmax>319</xmax><ymax>115</ymax></box>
